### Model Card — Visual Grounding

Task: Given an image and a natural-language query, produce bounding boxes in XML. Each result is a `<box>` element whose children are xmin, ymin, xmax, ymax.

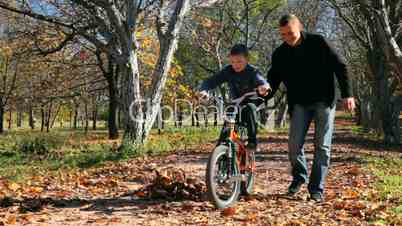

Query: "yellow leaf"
<box><xmin>8</xmin><ymin>183</ymin><xmax>20</xmax><ymax>192</ymax></box>
<box><xmin>5</xmin><ymin>214</ymin><xmax>17</xmax><ymax>225</ymax></box>
<box><xmin>28</xmin><ymin>187</ymin><xmax>44</xmax><ymax>194</ymax></box>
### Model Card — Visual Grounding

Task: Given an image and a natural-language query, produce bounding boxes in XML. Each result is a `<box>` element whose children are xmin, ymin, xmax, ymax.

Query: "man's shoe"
<box><xmin>286</xmin><ymin>181</ymin><xmax>303</xmax><ymax>196</ymax></box>
<box><xmin>309</xmin><ymin>193</ymin><xmax>324</xmax><ymax>202</ymax></box>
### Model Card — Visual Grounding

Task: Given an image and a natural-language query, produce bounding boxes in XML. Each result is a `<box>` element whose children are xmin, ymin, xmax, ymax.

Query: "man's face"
<box><xmin>229</xmin><ymin>54</ymin><xmax>248</xmax><ymax>72</ymax></box>
<box><xmin>279</xmin><ymin>19</ymin><xmax>302</xmax><ymax>46</ymax></box>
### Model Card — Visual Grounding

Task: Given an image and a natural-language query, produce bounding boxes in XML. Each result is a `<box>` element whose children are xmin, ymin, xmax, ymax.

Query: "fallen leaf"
<box><xmin>20</xmin><ymin>214</ymin><xmax>34</xmax><ymax>223</ymax></box>
<box><xmin>182</xmin><ymin>204</ymin><xmax>194</xmax><ymax>211</ymax></box>
<box><xmin>353</xmin><ymin>201</ymin><xmax>367</xmax><ymax>210</ymax></box>
<box><xmin>5</xmin><ymin>215</ymin><xmax>17</xmax><ymax>225</ymax></box>
<box><xmin>285</xmin><ymin>220</ymin><xmax>307</xmax><ymax>226</ymax></box>
<box><xmin>334</xmin><ymin>200</ymin><xmax>346</xmax><ymax>210</ymax></box>
<box><xmin>246</xmin><ymin>212</ymin><xmax>257</xmax><ymax>222</ymax></box>
<box><xmin>134</xmin><ymin>190</ymin><xmax>147</xmax><ymax>198</ymax></box>
<box><xmin>110</xmin><ymin>217</ymin><xmax>122</xmax><ymax>223</ymax></box>
<box><xmin>348</xmin><ymin>166</ymin><xmax>361</xmax><ymax>176</ymax></box>
<box><xmin>28</xmin><ymin>187</ymin><xmax>44</xmax><ymax>194</ymax></box>
<box><xmin>7</xmin><ymin>183</ymin><xmax>20</xmax><ymax>192</ymax></box>
<box><xmin>343</xmin><ymin>188</ymin><xmax>359</xmax><ymax>199</ymax></box>
<box><xmin>222</xmin><ymin>207</ymin><xmax>236</xmax><ymax>217</ymax></box>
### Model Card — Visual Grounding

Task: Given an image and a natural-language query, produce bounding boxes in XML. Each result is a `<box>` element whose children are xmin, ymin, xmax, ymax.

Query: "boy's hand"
<box><xmin>197</xmin><ymin>91</ymin><xmax>209</xmax><ymax>100</ymax></box>
<box><xmin>257</xmin><ymin>84</ymin><xmax>271</xmax><ymax>96</ymax></box>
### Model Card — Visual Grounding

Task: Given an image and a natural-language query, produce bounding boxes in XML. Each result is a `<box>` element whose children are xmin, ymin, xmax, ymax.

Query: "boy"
<box><xmin>198</xmin><ymin>44</ymin><xmax>270</xmax><ymax>151</ymax></box>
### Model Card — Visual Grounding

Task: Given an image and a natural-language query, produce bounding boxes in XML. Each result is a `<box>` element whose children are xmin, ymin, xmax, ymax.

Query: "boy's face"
<box><xmin>229</xmin><ymin>54</ymin><xmax>248</xmax><ymax>72</ymax></box>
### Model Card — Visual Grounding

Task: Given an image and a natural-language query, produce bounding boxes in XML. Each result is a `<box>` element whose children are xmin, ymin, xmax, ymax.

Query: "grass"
<box><xmin>0</xmin><ymin>126</ymin><xmax>221</xmax><ymax>181</ymax></box>
<box><xmin>366</xmin><ymin>157</ymin><xmax>402</xmax><ymax>221</ymax></box>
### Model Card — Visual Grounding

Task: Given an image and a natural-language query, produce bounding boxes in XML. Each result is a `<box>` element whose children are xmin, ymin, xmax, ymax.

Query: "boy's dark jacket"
<box><xmin>200</xmin><ymin>64</ymin><xmax>268</xmax><ymax>99</ymax></box>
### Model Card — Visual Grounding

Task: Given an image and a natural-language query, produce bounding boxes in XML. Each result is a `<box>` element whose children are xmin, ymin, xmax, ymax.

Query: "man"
<box><xmin>266</xmin><ymin>14</ymin><xmax>355</xmax><ymax>202</ymax></box>
<box><xmin>198</xmin><ymin>44</ymin><xmax>271</xmax><ymax>151</ymax></box>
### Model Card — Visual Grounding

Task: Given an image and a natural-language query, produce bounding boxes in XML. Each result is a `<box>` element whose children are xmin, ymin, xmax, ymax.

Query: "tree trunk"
<box><xmin>174</xmin><ymin>110</ymin><xmax>177</xmax><ymax>128</ymax></box>
<box><xmin>84</xmin><ymin>101</ymin><xmax>89</xmax><ymax>134</ymax></box>
<box><xmin>390</xmin><ymin>96</ymin><xmax>402</xmax><ymax>144</ymax></box>
<box><xmin>157</xmin><ymin>111</ymin><xmax>163</xmax><ymax>135</ymax></box>
<box><xmin>377</xmin><ymin>70</ymin><xmax>400</xmax><ymax>144</ymax></box>
<box><xmin>368</xmin><ymin>47</ymin><xmax>399</xmax><ymax>143</ymax></box>
<box><xmin>191</xmin><ymin>110</ymin><xmax>195</xmax><ymax>127</ymax></box>
<box><xmin>140</xmin><ymin>0</ymin><xmax>191</xmax><ymax>143</ymax></box>
<box><xmin>120</xmin><ymin>61</ymin><xmax>144</xmax><ymax>146</ymax></box>
<box><xmin>109</xmin><ymin>98</ymin><xmax>119</xmax><ymax>139</ymax></box>
<box><xmin>275</xmin><ymin>102</ymin><xmax>288</xmax><ymax>129</ymax></box>
<box><xmin>40</xmin><ymin>104</ymin><xmax>45</xmax><ymax>132</ymax></box>
<box><xmin>118</xmin><ymin>0</ymin><xmax>190</xmax><ymax>148</ymax></box>
<box><xmin>7</xmin><ymin>110</ymin><xmax>11</xmax><ymax>129</ymax></box>
<box><xmin>195</xmin><ymin>112</ymin><xmax>200</xmax><ymax>127</ymax></box>
<box><xmin>204</xmin><ymin>112</ymin><xmax>208</xmax><ymax>127</ymax></box>
<box><xmin>261</xmin><ymin>98</ymin><xmax>276</xmax><ymax>130</ymax></box>
<box><xmin>118</xmin><ymin>108</ymin><xmax>122</xmax><ymax>129</ymax></box>
<box><xmin>178</xmin><ymin>110</ymin><xmax>183</xmax><ymax>128</ymax></box>
<box><xmin>50</xmin><ymin>104</ymin><xmax>61</xmax><ymax>129</ymax></box>
<box><xmin>92</xmin><ymin>101</ymin><xmax>98</xmax><ymax>130</ymax></box>
<box><xmin>359</xmin><ymin>95</ymin><xmax>381</xmax><ymax>131</ymax></box>
<box><xmin>17</xmin><ymin>110</ymin><xmax>22</xmax><ymax>127</ymax></box>
<box><xmin>69</xmin><ymin>110</ymin><xmax>73</xmax><ymax>128</ymax></box>
<box><xmin>73</xmin><ymin>104</ymin><xmax>78</xmax><ymax>129</ymax></box>
<box><xmin>106</xmin><ymin>70</ymin><xmax>119</xmax><ymax>139</ymax></box>
<box><xmin>29</xmin><ymin>104</ymin><xmax>34</xmax><ymax>129</ymax></box>
<box><xmin>0</xmin><ymin>105</ymin><xmax>4</xmax><ymax>133</ymax></box>
<box><xmin>46</xmin><ymin>101</ymin><xmax>52</xmax><ymax>133</ymax></box>
<box><xmin>214</xmin><ymin>111</ymin><xmax>218</xmax><ymax>127</ymax></box>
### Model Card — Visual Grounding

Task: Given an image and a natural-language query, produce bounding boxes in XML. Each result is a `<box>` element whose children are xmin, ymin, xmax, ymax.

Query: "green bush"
<box><xmin>16</xmin><ymin>135</ymin><xmax>64</xmax><ymax>156</ymax></box>
<box><xmin>18</xmin><ymin>137</ymin><xmax>52</xmax><ymax>155</ymax></box>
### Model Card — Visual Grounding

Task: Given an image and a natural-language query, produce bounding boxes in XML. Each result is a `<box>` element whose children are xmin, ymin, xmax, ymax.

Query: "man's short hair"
<box><xmin>230</xmin><ymin>44</ymin><xmax>249</xmax><ymax>57</ymax></box>
<box><xmin>279</xmin><ymin>14</ymin><xmax>299</xmax><ymax>27</ymax></box>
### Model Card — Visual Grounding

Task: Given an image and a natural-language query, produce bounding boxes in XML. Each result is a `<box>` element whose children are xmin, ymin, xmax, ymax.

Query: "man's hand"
<box><xmin>197</xmin><ymin>90</ymin><xmax>209</xmax><ymax>100</ymax></box>
<box><xmin>343</xmin><ymin>97</ymin><xmax>356</xmax><ymax>112</ymax></box>
<box><xmin>257</xmin><ymin>84</ymin><xmax>271</xmax><ymax>97</ymax></box>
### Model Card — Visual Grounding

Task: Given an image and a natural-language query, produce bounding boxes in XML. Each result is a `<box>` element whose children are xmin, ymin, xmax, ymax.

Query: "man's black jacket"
<box><xmin>266</xmin><ymin>31</ymin><xmax>352</xmax><ymax>113</ymax></box>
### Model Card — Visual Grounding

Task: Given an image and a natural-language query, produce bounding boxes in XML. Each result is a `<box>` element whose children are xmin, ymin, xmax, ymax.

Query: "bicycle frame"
<box><xmin>220</xmin><ymin>117</ymin><xmax>248</xmax><ymax>179</ymax></box>
<box><xmin>209</xmin><ymin>90</ymin><xmax>264</xmax><ymax>180</ymax></box>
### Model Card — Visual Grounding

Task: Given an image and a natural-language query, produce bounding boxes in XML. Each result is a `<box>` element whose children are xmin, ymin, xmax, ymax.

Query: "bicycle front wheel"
<box><xmin>206</xmin><ymin>145</ymin><xmax>241</xmax><ymax>209</ymax></box>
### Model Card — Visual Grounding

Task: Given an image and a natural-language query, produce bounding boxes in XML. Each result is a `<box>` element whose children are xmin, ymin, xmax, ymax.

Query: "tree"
<box><xmin>0</xmin><ymin>43</ymin><xmax>18</xmax><ymax>133</ymax></box>
<box><xmin>327</xmin><ymin>0</ymin><xmax>402</xmax><ymax>144</ymax></box>
<box><xmin>0</xmin><ymin>0</ymin><xmax>191</xmax><ymax>147</ymax></box>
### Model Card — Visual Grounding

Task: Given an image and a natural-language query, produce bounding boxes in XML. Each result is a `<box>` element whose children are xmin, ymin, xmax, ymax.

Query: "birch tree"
<box><xmin>0</xmin><ymin>0</ymin><xmax>191</xmax><ymax>147</ymax></box>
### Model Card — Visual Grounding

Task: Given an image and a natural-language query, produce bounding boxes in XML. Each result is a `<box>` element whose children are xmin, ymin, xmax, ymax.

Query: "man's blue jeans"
<box><xmin>288</xmin><ymin>102</ymin><xmax>336</xmax><ymax>195</ymax></box>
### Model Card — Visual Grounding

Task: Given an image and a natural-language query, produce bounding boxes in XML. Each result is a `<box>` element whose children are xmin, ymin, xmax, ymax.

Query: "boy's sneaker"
<box><xmin>309</xmin><ymin>193</ymin><xmax>324</xmax><ymax>202</ymax></box>
<box><xmin>286</xmin><ymin>181</ymin><xmax>303</xmax><ymax>197</ymax></box>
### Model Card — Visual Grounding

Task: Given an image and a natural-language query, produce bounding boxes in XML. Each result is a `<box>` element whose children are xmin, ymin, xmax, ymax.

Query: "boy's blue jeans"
<box><xmin>288</xmin><ymin>102</ymin><xmax>336</xmax><ymax>195</ymax></box>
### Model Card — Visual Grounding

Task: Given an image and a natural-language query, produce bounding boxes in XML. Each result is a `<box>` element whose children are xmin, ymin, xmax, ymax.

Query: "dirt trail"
<box><xmin>1</xmin><ymin>126</ymin><xmax>401</xmax><ymax>226</ymax></box>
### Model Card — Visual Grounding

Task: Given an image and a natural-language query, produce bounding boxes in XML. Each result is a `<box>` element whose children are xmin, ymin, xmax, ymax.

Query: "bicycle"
<box><xmin>204</xmin><ymin>91</ymin><xmax>265</xmax><ymax>209</ymax></box>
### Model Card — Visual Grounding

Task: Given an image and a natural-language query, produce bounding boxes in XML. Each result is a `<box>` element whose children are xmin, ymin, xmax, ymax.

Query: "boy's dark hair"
<box><xmin>279</xmin><ymin>14</ymin><xmax>299</xmax><ymax>27</ymax></box>
<box><xmin>230</xmin><ymin>44</ymin><xmax>249</xmax><ymax>57</ymax></box>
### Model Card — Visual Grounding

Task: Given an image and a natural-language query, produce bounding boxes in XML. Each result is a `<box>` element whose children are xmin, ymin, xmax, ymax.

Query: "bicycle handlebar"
<box><xmin>206</xmin><ymin>91</ymin><xmax>265</xmax><ymax>106</ymax></box>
